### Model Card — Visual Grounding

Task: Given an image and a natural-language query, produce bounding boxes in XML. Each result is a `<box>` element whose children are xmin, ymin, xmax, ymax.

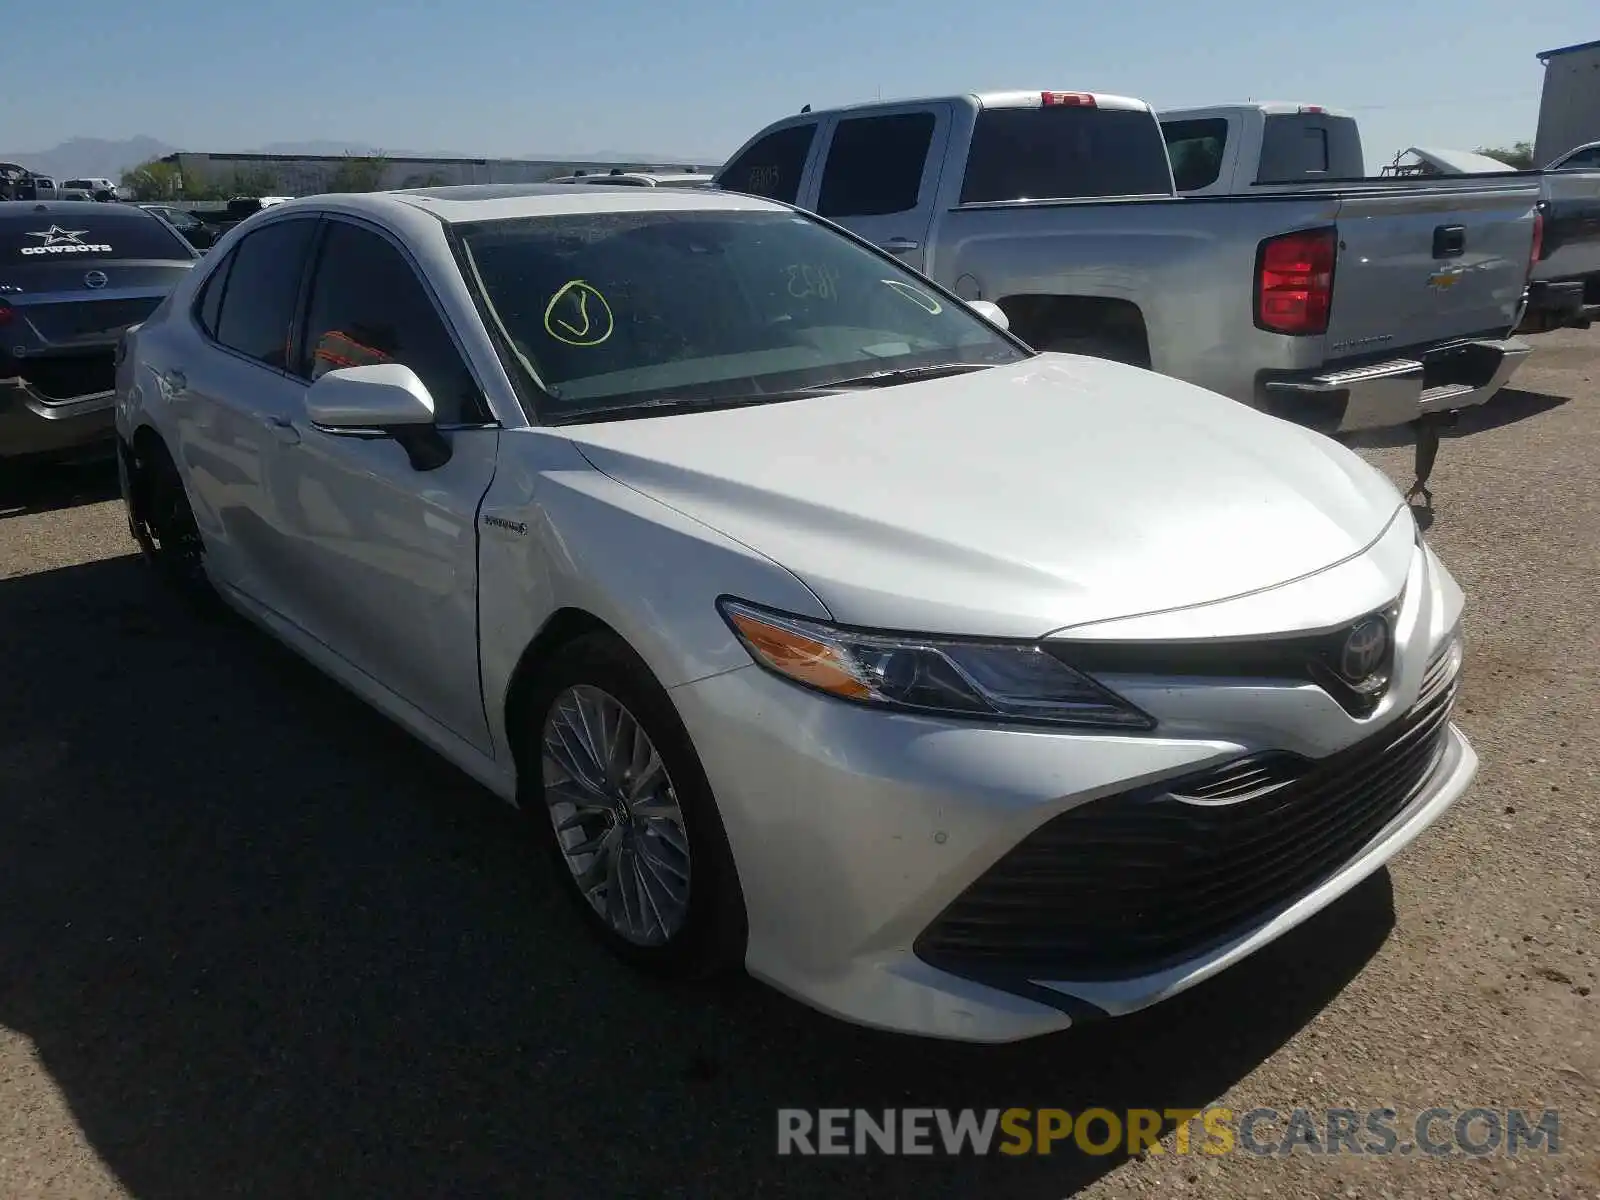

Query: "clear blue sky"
<box><xmin>3</xmin><ymin>0</ymin><xmax>1593</xmax><ymax>168</ymax></box>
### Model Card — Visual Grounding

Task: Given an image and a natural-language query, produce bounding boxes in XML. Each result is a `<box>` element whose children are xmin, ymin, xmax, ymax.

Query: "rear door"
<box><xmin>171</xmin><ymin>214</ymin><xmax>321</xmax><ymax>611</ymax></box>
<box><xmin>809</xmin><ymin>104</ymin><xmax>952</xmax><ymax>272</ymax></box>
<box><xmin>1322</xmin><ymin>186</ymin><xmax>1536</xmax><ymax>357</ymax></box>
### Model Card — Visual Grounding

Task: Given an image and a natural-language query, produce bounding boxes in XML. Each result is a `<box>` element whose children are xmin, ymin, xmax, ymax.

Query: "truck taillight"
<box><xmin>1529</xmin><ymin>208</ymin><xmax>1544</xmax><ymax>271</ymax></box>
<box><xmin>0</xmin><ymin>302</ymin><xmax>12</xmax><ymax>325</ymax></box>
<box><xmin>1041</xmin><ymin>91</ymin><xmax>1095</xmax><ymax>107</ymax></box>
<box><xmin>1255</xmin><ymin>227</ymin><xmax>1337</xmax><ymax>336</ymax></box>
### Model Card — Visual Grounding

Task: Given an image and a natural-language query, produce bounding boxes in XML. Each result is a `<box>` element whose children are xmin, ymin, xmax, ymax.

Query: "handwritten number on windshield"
<box><xmin>785</xmin><ymin>263</ymin><xmax>838</xmax><ymax>300</ymax></box>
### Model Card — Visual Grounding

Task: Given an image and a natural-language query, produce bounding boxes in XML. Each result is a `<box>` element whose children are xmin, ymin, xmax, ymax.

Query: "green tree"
<box><xmin>121</xmin><ymin>158</ymin><xmax>184</xmax><ymax>200</ymax></box>
<box><xmin>328</xmin><ymin>153</ymin><xmax>390</xmax><ymax>192</ymax></box>
<box><xmin>1476</xmin><ymin>141</ymin><xmax>1535</xmax><ymax>170</ymax></box>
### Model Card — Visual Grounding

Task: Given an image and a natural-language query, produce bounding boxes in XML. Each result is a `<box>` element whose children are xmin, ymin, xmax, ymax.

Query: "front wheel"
<box><xmin>522</xmin><ymin>633</ymin><xmax>747</xmax><ymax>979</ymax></box>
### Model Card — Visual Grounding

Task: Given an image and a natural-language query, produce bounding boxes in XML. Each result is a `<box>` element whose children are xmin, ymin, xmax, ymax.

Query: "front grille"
<box><xmin>914</xmin><ymin>640</ymin><xmax>1462</xmax><ymax>983</ymax></box>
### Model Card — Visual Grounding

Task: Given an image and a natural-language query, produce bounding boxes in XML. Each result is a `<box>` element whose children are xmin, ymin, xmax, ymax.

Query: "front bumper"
<box><xmin>1257</xmin><ymin>336</ymin><xmax>1531</xmax><ymax>435</ymax></box>
<box><xmin>670</xmin><ymin>540</ymin><xmax>1475</xmax><ymax>1042</ymax></box>
<box><xmin>0</xmin><ymin>377</ymin><xmax>117</xmax><ymax>461</ymax></box>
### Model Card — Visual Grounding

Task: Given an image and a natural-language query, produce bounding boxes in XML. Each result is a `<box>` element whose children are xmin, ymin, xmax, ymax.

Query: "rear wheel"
<box><xmin>129</xmin><ymin>437</ymin><xmax>214</xmax><ymax>608</ymax></box>
<box><xmin>521</xmin><ymin>632</ymin><xmax>747</xmax><ymax>979</ymax></box>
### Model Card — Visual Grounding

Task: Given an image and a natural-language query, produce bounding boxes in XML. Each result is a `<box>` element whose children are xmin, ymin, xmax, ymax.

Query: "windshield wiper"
<box><xmin>551</xmin><ymin>392</ymin><xmax>824</xmax><ymax>425</ymax></box>
<box><xmin>815</xmin><ymin>361</ymin><xmax>999</xmax><ymax>389</ymax></box>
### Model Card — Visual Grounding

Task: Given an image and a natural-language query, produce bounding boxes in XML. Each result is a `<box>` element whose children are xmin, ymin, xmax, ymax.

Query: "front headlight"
<box><xmin>717</xmin><ymin>598</ymin><xmax>1154</xmax><ymax>730</ymax></box>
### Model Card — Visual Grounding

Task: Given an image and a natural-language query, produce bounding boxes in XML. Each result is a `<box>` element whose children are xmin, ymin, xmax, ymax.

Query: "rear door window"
<box><xmin>211</xmin><ymin>217</ymin><xmax>319</xmax><ymax>370</ymax></box>
<box><xmin>0</xmin><ymin>210</ymin><xmax>193</xmax><ymax>261</ymax></box>
<box><xmin>817</xmin><ymin>113</ymin><xmax>937</xmax><ymax>217</ymax></box>
<box><xmin>960</xmin><ymin>107</ymin><xmax>1174</xmax><ymax>203</ymax></box>
<box><xmin>717</xmin><ymin>123</ymin><xmax>817</xmax><ymax>204</ymax></box>
<box><xmin>1162</xmin><ymin>118</ymin><xmax>1230</xmax><ymax>191</ymax></box>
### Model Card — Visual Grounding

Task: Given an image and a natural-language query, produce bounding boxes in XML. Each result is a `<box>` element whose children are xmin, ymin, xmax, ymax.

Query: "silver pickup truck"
<box><xmin>1526</xmin><ymin>141</ymin><xmax>1600</xmax><ymax>330</ymax></box>
<box><xmin>715</xmin><ymin>90</ymin><xmax>1542</xmax><ymax>496</ymax></box>
<box><xmin>1159</xmin><ymin>102</ymin><xmax>1600</xmax><ymax>334</ymax></box>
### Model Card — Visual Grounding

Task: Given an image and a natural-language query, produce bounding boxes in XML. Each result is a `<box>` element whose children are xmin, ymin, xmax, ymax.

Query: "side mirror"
<box><xmin>304</xmin><ymin>363</ymin><xmax>452</xmax><ymax>471</ymax></box>
<box><xmin>966</xmin><ymin>299</ymin><xmax>1009</xmax><ymax>331</ymax></box>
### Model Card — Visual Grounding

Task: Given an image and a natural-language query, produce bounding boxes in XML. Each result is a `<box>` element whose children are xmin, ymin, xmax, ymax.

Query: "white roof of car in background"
<box><xmin>259</xmin><ymin>184</ymin><xmax>784</xmax><ymax>226</ymax></box>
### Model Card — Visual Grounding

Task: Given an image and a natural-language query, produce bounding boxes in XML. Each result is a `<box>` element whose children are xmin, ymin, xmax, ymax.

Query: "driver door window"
<box><xmin>296</xmin><ymin>220</ymin><xmax>486</xmax><ymax>425</ymax></box>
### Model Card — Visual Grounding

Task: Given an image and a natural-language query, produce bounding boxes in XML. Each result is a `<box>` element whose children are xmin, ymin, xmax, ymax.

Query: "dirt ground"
<box><xmin>1</xmin><ymin>329</ymin><xmax>1595</xmax><ymax>1199</ymax></box>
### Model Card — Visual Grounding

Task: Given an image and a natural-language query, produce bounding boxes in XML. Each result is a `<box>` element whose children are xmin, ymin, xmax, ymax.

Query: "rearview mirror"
<box><xmin>304</xmin><ymin>363</ymin><xmax>452</xmax><ymax>471</ymax></box>
<box><xmin>966</xmin><ymin>299</ymin><xmax>1009</xmax><ymax>331</ymax></box>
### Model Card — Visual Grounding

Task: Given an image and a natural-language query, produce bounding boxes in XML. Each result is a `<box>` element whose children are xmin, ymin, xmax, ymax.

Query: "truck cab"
<box><xmin>1158</xmin><ymin>103</ymin><xmax>1366</xmax><ymax>194</ymax></box>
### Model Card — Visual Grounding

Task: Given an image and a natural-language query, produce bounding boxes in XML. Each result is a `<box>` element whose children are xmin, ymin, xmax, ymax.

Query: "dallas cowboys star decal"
<box><xmin>25</xmin><ymin>225</ymin><xmax>90</xmax><ymax>246</ymax></box>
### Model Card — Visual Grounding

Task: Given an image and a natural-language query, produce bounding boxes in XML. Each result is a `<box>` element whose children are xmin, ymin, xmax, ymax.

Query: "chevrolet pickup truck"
<box><xmin>1526</xmin><ymin>141</ymin><xmax>1600</xmax><ymax>330</ymax></box>
<box><xmin>716</xmin><ymin>90</ymin><xmax>1541</xmax><ymax>496</ymax></box>
<box><xmin>1160</xmin><ymin>103</ymin><xmax>1600</xmax><ymax>333</ymax></box>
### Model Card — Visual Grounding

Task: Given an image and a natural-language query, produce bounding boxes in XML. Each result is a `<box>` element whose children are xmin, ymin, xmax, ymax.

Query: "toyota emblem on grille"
<box><xmin>84</xmin><ymin>270</ymin><xmax>108</xmax><ymax>289</ymax></box>
<box><xmin>1339</xmin><ymin>616</ymin><xmax>1389</xmax><ymax>683</ymax></box>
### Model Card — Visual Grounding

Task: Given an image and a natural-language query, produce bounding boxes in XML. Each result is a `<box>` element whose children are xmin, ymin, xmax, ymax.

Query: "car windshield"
<box><xmin>454</xmin><ymin>209</ymin><xmax>1028</xmax><ymax>420</ymax></box>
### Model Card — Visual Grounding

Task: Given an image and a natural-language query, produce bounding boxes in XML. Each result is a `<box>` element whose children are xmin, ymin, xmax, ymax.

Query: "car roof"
<box><xmin>261</xmin><ymin>184</ymin><xmax>783</xmax><ymax>225</ymax></box>
<box><xmin>0</xmin><ymin>200</ymin><xmax>159</xmax><ymax>220</ymax></box>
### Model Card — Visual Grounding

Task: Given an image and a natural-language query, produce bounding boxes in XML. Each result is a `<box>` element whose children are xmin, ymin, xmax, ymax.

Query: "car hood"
<box><xmin>561</xmin><ymin>355</ymin><xmax>1406</xmax><ymax>638</ymax></box>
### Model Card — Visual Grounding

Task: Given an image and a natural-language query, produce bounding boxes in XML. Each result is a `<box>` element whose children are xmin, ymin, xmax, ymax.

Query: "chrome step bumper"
<box><xmin>1262</xmin><ymin>337</ymin><xmax>1532</xmax><ymax>434</ymax></box>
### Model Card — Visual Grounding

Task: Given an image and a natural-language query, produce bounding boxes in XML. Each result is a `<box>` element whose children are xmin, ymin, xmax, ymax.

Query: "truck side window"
<box><xmin>817</xmin><ymin>113</ymin><xmax>936</xmax><ymax>218</ymax></box>
<box><xmin>1162</xmin><ymin>118</ymin><xmax>1229</xmax><ymax>192</ymax></box>
<box><xmin>719</xmin><ymin>124</ymin><xmax>816</xmax><ymax>205</ymax></box>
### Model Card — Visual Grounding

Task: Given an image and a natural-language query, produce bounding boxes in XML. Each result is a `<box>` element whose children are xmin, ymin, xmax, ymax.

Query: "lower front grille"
<box><xmin>914</xmin><ymin>641</ymin><xmax>1462</xmax><ymax>984</ymax></box>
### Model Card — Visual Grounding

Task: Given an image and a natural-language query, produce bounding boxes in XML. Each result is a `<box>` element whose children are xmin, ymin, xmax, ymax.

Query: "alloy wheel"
<box><xmin>541</xmin><ymin>684</ymin><xmax>692</xmax><ymax>945</ymax></box>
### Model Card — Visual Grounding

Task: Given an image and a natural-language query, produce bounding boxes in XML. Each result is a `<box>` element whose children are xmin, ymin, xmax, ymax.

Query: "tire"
<box><xmin>519</xmin><ymin>631</ymin><xmax>747</xmax><ymax>979</ymax></box>
<box><xmin>129</xmin><ymin>437</ymin><xmax>215</xmax><ymax>610</ymax></box>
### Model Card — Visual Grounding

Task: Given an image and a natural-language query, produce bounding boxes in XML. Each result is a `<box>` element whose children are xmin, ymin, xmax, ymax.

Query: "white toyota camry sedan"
<box><xmin>114</xmin><ymin>184</ymin><xmax>1477</xmax><ymax>1042</ymax></box>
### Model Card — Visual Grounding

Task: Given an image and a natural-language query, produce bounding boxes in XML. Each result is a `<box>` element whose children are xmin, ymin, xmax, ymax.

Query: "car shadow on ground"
<box><xmin>0</xmin><ymin>555</ymin><xmax>1398</xmax><ymax>1200</ymax></box>
<box><xmin>0</xmin><ymin>459</ymin><xmax>120</xmax><ymax>520</ymax></box>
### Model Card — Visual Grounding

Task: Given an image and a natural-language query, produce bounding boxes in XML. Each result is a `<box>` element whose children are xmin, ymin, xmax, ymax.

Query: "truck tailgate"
<box><xmin>1323</xmin><ymin>183</ymin><xmax>1538</xmax><ymax>358</ymax></box>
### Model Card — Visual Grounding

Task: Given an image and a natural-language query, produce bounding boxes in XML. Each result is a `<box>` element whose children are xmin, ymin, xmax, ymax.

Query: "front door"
<box><xmin>807</xmin><ymin>104</ymin><xmax>951</xmax><ymax>273</ymax></box>
<box><xmin>170</xmin><ymin>214</ymin><xmax>320</xmax><ymax>614</ymax></box>
<box><xmin>263</xmin><ymin>216</ymin><xmax>500</xmax><ymax>752</ymax></box>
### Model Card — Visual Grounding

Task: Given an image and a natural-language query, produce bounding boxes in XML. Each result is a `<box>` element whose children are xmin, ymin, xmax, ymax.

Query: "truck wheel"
<box><xmin>520</xmin><ymin>632</ymin><xmax>747</xmax><ymax>980</ymax></box>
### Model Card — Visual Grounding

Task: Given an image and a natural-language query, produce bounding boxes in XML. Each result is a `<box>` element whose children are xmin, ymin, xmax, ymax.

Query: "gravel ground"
<box><xmin>0</xmin><ymin>330</ymin><xmax>1596</xmax><ymax>1200</ymax></box>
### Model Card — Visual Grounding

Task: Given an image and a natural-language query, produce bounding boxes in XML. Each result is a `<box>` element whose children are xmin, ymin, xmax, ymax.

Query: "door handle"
<box><xmin>1432</xmin><ymin>224</ymin><xmax>1466</xmax><ymax>258</ymax></box>
<box><xmin>880</xmin><ymin>237</ymin><xmax>921</xmax><ymax>254</ymax></box>
<box><xmin>263</xmin><ymin>415</ymin><xmax>301</xmax><ymax>445</ymax></box>
<box><xmin>162</xmin><ymin>368</ymin><xmax>187</xmax><ymax>394</ymax></box>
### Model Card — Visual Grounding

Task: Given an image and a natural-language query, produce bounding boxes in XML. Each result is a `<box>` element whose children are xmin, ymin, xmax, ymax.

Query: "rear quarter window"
<box><xmin>0</xmin><ymin>211</ymin><xmax>193</xmax><ymax>261</ymax></box>
<box><xmin>960</xmin><ymin>107</ymin><xmax>1174</xmax><ymax>203</ymax></box>
<box><xmin>1256</xmin><ymin>115</ymin><xmax>1363</xmax><ymax>183</ymax></box>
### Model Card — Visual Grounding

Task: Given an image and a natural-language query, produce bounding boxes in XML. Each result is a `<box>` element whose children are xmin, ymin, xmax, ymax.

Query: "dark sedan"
<box><xmin>139</xmin><ymin>204</ymin><xmax>224</xmax><ymax>250</ymax></box>
<box><xmin>1</xmin><ymin>201</ymin><xmax>199</xmax><ymax>463</ymax></box>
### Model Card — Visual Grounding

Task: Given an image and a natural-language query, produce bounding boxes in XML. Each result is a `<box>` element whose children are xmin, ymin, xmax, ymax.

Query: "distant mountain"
<box><xmin>1</xmin><ymin>134</ymin><xmax>726</xmax><ymax>181</ymax></box>
<box><xmin>0</xmin><ymin>136</ymin><xmax>177</xmax><ymax>181</ymax></box>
